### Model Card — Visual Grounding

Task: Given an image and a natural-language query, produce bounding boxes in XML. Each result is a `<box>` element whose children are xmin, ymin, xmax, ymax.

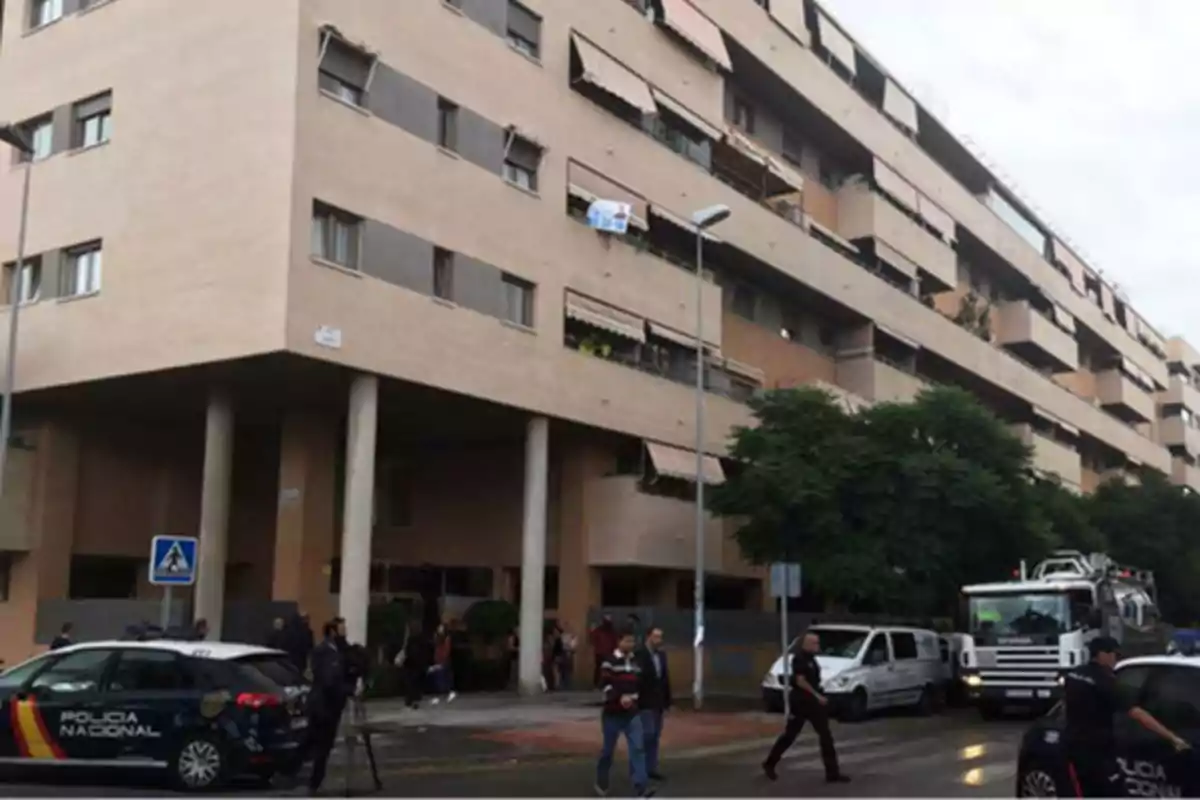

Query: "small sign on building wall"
<box><xmin>314</xmin><ymin>325</ymin><xmax>343</xmax><ymax>349</ymax></box>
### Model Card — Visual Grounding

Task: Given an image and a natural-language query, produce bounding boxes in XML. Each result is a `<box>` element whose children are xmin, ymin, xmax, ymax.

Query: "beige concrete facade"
<box><xmin>0</xmin><ymin>0</ymin><xmax>1196</xmax><ymax>662</ymax></box>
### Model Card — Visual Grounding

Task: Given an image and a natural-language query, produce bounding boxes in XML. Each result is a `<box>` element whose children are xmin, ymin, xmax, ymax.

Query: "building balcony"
<box><xmin>835</xmin><ymin>180</ymin><xmax>956</xmax><ymax>291</ymax></box>
<box><xmin>1160</xmin><ymin>415</ymin><xmax>1200</xmax><ymax>457</ymax></box>
<box><xmin>836</xmin><ymin>354</ymin><xmax>927</xmax><ymax>403</ymax></box>
<box><xmin>995</xmin><ymin>301</ymin><xmax>1078</xmax><ymax>373</ymax></box>
<box><xmin>1010</xmin><ymin>424</ymin><xmax>1082</xmax><ymax>488</ymax></box>
<box><xmin>1095</xmin><ymin>369</ymin><xmax>1156</xmax><ymax>423</ymax></box>
<box><xmin>1171</xmin><ymin>458</ymin><xmax>1200</xmax><ymax>492</ymax></box>
<box><xmin>584</xmin><ymin>475</ymin><xmax>730</xmax><ymax>572</ymax></box>
<box><xmin>1163</xmin><ymin>374</ymin><xmax>1200</xmax><ymax>414</ymax></box>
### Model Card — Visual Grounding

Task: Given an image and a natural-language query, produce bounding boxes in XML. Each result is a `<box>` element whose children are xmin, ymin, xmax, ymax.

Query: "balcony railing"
<box><xmin>1095</xmin><ymin>369</ymin><xmax>1156</xmax><ymax>424</ymax></box>
<box><xmin>995</xmin><ymin>300</ymin><xmax>1078</xmax><ymax>373</ymax></box>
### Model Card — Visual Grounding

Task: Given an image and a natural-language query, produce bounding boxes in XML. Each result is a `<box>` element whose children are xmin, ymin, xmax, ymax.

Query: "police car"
<box><xmin>1016</xmin><ymin>655</ymin><xmax>1200</xmax><ymax>797</ymax></box>
<box><xmin>0</xmin><ymin>640</ymin><xmax>310</xmax><ymax>791</ymax></box>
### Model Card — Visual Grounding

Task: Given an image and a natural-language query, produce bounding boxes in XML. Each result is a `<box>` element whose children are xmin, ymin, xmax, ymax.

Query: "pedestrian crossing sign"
<box><xmin>149</xmin><ymin>535</ymin><xmax>199</xmax><ymax>586</ymax></box>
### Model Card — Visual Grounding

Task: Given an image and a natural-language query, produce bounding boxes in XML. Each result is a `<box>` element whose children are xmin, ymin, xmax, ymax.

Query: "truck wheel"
<box><xmin>914</xmin><ymin>684</ymin><xmax>934</xmax><ymax>716</ymax></box>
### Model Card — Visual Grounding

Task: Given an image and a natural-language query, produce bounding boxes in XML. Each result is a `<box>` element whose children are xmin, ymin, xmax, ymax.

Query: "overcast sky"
<box><xmin>820</xmin><ymin>0</ymin><xmax>1198</xmax><ymax>343</ymax></box>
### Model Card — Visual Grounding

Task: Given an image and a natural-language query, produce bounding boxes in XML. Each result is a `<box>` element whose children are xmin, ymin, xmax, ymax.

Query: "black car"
<box><xmin>1016</xmin><ymin>655</ymin><xmax>1200</xmax><ymax>797</ymax></box>
<box><xmin>0</xmin><ymin>640</ymin><xmax>310</xmax><ymax>791</ymax></box>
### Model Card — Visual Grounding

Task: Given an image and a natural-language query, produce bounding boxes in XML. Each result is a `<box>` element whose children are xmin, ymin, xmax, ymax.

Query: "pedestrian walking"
<box><xmin>305</xmin><ymin>618</ymin><xmax>351</xmax><ymax>795</ymax></box>
<box><xmin>191</xmin><ymin>618</ymin><xmax>209</xmax><ymax>642</ymax></box>
<box><xmin>634</xmin><ymin>626</ymin><xmax>671</xmax><ymax>784</ymax></box>
<box><xmin>594</xmin><ymin>627</ymin><xmax>652</xmax><ymax>798</ymax></box>
<box><xmin>284</xmin><ymin>612</ymin><xmax>315</xmax><ymax>676</ymax></box>
<box><xmin>544</xmin><ymin>625</ymin><xmax>563</xmax><ymax>691</ymax></box>
<box><xmin>49</xmin><ymin>622</ymin><xmax>73</xmax><ymax>651</ymax></box>
<box><xmin>1062</xmin><ymin>636</ymin><xmax>1188</xmax><ymax>796</ymax></box>
<box><xmin>762</xmin><ymin>630</ymin><xmax>849</xmax><ymax>785</ymax></box>
<box><xmin>506</xmin><ymin>626</ymin><xmax>520</xmax><ymax>689</ymax></box>
<box><xmin>589</xmin><ymin>615</ymin><xmax>617</xmax><ymax>689</ymax></box>
<box><xmin>560</xmin><ymin>623</ymin><xmax>578</xmax><ymax>690</ymax></box>
<box><xmin>342</xmin><ymin>641</ymin><xmax>383</xmax><ymax>793</ymax></box>
<box><xmin>403</xmin><ymin>621</ymin><xmax>430</xmax><ymax>709</ymax></box>
<box><xmin>429</xmin><ymin>621</ymin><xmax>456</xmax><ymax>704</ymax></box>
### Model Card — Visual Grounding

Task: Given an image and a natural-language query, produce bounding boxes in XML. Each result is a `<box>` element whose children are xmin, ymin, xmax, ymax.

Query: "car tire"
<box><xmin>1016</xmin><ymin>760</ymin><xmax>1064</xmax><ymax>797</ymax></box>
<box><xmin>844</xmin><ymin>688</ymin><xmax>869</xmax><ymax>722</ymax></box>
<box><xmin>170</xmin><ymin>733</ymin><xmax>228</xmax><ymax>792</ymax></box>
<box><xmin>914</xmin><ymin>684</ymin><xmax>934</xmax><ymax>716</ymax></box>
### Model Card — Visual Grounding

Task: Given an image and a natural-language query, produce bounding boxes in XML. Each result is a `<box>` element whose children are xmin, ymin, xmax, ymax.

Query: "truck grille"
<box><xmin>977</xmin><ymin>647</ymin><xmax>1060</xmax><ymax>687</ymax></box>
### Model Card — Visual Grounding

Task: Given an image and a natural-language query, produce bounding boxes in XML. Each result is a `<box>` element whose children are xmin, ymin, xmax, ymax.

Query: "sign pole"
<box><xmin>160</xmin><ymin>586</ymin><xmax>172</xmax><ymax>631</ymax></box>
<box><xmin>770</xmin><ymin>561</ymin><xmax>801</xmax><ymax>723</ymax></box>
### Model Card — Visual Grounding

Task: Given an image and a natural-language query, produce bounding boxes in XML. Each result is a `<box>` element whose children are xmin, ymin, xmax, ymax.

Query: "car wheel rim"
<box><xmin>179</xmin><ymin>740</ymin><xmax>221</xmax><ymax>788</ymax></box>
<box><xmin>1020</xmin><ymin>769</ymin><xmax>1057</xmax><ymax>797</ymax></box>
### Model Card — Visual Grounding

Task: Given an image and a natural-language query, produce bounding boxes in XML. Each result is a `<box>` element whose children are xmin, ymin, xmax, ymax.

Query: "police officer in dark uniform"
<box><xmin>1063</xmin><ymin>636</ymin><xmax>1189</xmax><ymax>797</ymax></box>
<box><xmin>762</xmin><ymin>630</ymin><xmax>850</xmax><ymax>785</ymax></box>
<box><xmin>305</xmin><ymin>618</ymin><xmax>350</xmax><ymax>795</ymax></box>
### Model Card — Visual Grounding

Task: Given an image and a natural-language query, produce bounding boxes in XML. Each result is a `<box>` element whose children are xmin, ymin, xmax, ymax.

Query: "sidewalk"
<box><xmin>352</xmin><ymin>691</ymin><xmax>784</xmax><ymax>774</ymax></box>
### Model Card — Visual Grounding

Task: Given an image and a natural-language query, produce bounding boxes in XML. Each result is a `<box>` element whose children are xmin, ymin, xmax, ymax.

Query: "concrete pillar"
<box><xmin>194</xmin><ymin>391</ymin><xmax>234</xmax><ymax>638</ymax></box>
<box><xmin>517</xmin><ymin>416</ymin><xmax>549</xmax><ymax>695</ymax></box>
<box><xmin>0</xmin><ymin>422</ymin><xmax>79</xmax><ymax>665</ymax></box>
<box><xmin>337</xmin><ymin>374</ymin><xmax>378</xmax><ymax>646</ymax></box>
<box><xmin>272</xmin><ymin>412</ymin><xmax>337</xmax><ymax>626</ymax></box>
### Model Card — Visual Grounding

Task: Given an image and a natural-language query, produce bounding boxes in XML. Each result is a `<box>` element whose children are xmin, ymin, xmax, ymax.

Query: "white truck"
<box><xmin>959</xmin><ymin>550</ymin><xmax>1166</xmax><ymax>718</ymax></box>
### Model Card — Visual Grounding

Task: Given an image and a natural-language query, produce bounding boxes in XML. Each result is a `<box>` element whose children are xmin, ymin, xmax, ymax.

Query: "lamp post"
<box><xmin>689</xmin><ymin>203</ymin><xmax>731</xmax><ymax>711</ymax></box>
<box><xmin>0</xmin><ymin>123</ymin><xmax>34</xmax><ymax>501</ymax></box>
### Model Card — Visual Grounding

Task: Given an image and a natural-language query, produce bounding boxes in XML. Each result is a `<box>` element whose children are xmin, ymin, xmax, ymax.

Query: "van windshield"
<box><xmin>809</xmin><ymin>629</ymin><xmax>869</xmax><ymax>659</ymax></box>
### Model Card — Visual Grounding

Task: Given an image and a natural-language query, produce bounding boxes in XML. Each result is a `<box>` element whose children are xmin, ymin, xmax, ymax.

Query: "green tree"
<box><xmin>711</xmin><ymin>384</ymin><xmax>1056</xmax><ymax>615</ymax></box>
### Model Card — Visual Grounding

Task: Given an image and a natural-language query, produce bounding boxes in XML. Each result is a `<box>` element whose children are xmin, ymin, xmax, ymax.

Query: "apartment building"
<box><xmin>0</xmin><ymin>0</ymin><xmax>1194</xmax><ymax>667</ymax></box>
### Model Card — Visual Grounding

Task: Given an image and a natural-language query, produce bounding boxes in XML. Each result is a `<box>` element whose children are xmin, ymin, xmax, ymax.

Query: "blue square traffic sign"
<box><xmin>149</xmin><ymin>535</ymin><xmax>199</xmax><ymax>586</ymax></box>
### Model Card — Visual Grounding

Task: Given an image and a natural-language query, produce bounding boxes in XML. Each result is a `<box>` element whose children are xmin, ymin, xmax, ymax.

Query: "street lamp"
<box><xmin>689</xmin><ymin>203</ymin><xmax>731</xmax><ymax>711</ymax></box>
<box><xmin>0</xmin><ymin>123</ymin><xmax>34</xmax><ymax>502</ymax></box>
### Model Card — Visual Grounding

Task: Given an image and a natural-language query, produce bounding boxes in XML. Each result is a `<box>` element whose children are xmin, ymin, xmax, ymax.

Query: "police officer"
<box><xmin>305</xmin><ymin>618</ymin><xmax>350</xmax><ymax>795</ymax></box>
<box><xmin>1063</xmin><ymin>636</ymin><xmax>1189</xmax><ymax>797</ymax></box>
<box><xmin>762</xmin><ymin>630</ymin><xmax>850</xmax><ymax>785</ymax></box>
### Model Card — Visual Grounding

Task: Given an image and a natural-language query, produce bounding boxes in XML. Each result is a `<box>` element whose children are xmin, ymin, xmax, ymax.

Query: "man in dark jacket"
<box><xmin>634</xmin><ymin>626</ymin><xmax>671</xmax><ymax>783</ymax></box>
<box><xmin>762</xmin><ymin>630</ymin><xmax>849</xmax><ymax>785</ymax></box>
<box><xmin>49</xmin><ymin>622</ymin><xmax>73</xmax><ymax>651</ymax></box>
<box><xmin>595</xmin><ymin>627</ymin><xmax>650</xmax><ymax>798</ymax></box>
<box><xmin>284</xmin><ymin>612</ymin><xmax>314</xmax><ymax>675</ymax></box>
<box><xmin>306</xmin><ymin>618</ymin><xmax>349</xmax><ymax>795</ymax></box>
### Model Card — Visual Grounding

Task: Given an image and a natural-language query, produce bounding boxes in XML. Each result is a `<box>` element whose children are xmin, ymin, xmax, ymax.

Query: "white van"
<box><xmin>761</xmin><ymin>624</ymin><xmax>945</xmax><ymax>720</ymax></box>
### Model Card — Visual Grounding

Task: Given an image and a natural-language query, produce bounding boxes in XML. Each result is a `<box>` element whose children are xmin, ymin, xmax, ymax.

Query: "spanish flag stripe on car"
<box><xmin>12</xmin><ymin>698</ymin><xmax>64</xmax><ymax>760</ymax></box>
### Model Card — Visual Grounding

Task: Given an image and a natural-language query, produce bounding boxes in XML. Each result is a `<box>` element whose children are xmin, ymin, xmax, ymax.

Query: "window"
<box><xmin>31</xmin><ymin>648</ymin><xmax>114</xmax><ymax>695</ymax></box>
<box><xmin>863</xmin><ymin>634</ymin><xmax>889</xmax><ymax>665</ymax></box>
<box><xmin>62</xmin><ymin>242</ymin><xmax>102</xmax><ymax>297</ymax></box>
<box><xmin>732</xmin><ymin>97</ymin><xmax>755</xmax><ymax>134</ymax></box>
<box><xmin>0</xmin><ymin>654</ymin><xmax>52</xmax><ymax>689</ymax></box>
<box><xmin>891</xmin><ymin>632</ymin><xmax>918</xmax><ymax>660</ymax></box>
<box><xmin>311</xmin><ymin>202</ymin><xmax>361</xmax><ymax>269</ymax></box>
<box><xmin>433</xmin><ymin>247</ymin><xmax>454</xmax><ymax>301</ymax></box>
<box><xmin>4</xmin><ymin>256</ymin><xmax>41</xmax><ymax>305</ymax></box>
<box><xmin>730</xmin><ymin>284</ymin><xmax>756</xmax><ymax>319</ymax></box>
<box><xmin>73</xmin><ymin>92</ymin><xmax>112</xmax><ymax>149</ymax></box>
<box><xmin>31</xmin><ymin>0</ymin><xmax>61</xmax><ymax>28</ymax></box>
<box><xmin>1114</xmin><ymin>665</ymin><xmax>1153</xmax><ymax>705</ymax></box>
<box><xmin>68</xmin><ymin>555</ymin><xmax>137</xmax><ymax>599</ymax></box>
<box><xmin>374</xmin><ymin>461</ymin><xmax>412</xmax><ymax>528</ymax></box>
<box><xmin>1141</xmin><ymin>667</ymin><xmax>1200</xmax><ymax>730</ymax></box>
<box><xmin>437</xmin><ymin>97</ymin><xmax>459</xmax><ymax>151</ymax></box>
<box><xmin>0</xmin><ymin>552</ymin><xmax>9</xmax><ymax>602</ymax></box>
<box><xmin>17</xmin><ymin>116</ymin><xmax>52</xmax><ymax>163</ymax></box>
<box><xmin>501</xmin><ymin>273</ymin><xmax>534</xmax><ymax>327</ymax></box>
<box><xmin>108</xmin><ymin>649</ymin><xmax>193</xmax><ymax>693</ymax></box>
<box><xmin>506</xmin><ymin>1</ymin><xmax>541</xmax><ymax>59</ymax></box>
<box><xmin>503</xmin><ymin>134</ymin><xmax>541</xmax><ymax>191</ymax></box>
<box><xmin>318</xmin><ymin>36</ymin><xmax>373</xmax><ymax>107</ymax></box>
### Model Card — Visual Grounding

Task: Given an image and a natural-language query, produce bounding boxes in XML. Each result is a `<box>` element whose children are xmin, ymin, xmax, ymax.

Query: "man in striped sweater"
<box><xmin>594</xmin><ymin>627</ymin><xmax>653</xmax><ymax>798</ymax></box>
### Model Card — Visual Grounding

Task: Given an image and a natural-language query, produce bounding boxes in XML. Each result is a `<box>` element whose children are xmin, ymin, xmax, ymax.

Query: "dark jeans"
<box><xmin>403</xmin><ymin>666</ymin><xmax>425</xmax><ymax>705</ymax></box>
<box><xmin>597</xmin><ymin>713</ymin><xmax>647</xmax><ymax>792</ymax></box>
<box><xmin>764</xmin><ymin>700</ymin><xmax>840</xmax><ymax>779</ymax></box>
<box><xmin>305</xmin><ymin>706</ymin><xmax>345</xmax><ymax>792</ymax></box>
<box><xmin>431</xmin><ymin>665</ymin><xmax>453</xmax><ymax>695</ymax></box>
<box><xmin>635</xmin><ymin>709</ymin><xmax>663</xmax><ymax>778</ymax></box>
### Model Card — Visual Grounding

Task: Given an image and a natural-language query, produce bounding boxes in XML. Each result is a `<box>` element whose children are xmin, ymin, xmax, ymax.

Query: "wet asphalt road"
<box><xmin>0</xmin><ymin>708</ymin><xmax>1030</xmax><ymax>796</ymax></box>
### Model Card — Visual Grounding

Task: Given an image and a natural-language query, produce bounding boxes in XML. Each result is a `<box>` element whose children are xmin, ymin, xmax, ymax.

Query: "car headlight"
<box><xmin>964</xmin><ymin>675</ymin><xmax>982</xmax><ymax>687</ymax></box>
<box><xmin>824</xmin><ymin>675</ymin><xmax>850</xmax><ymax>691</ymax></box>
